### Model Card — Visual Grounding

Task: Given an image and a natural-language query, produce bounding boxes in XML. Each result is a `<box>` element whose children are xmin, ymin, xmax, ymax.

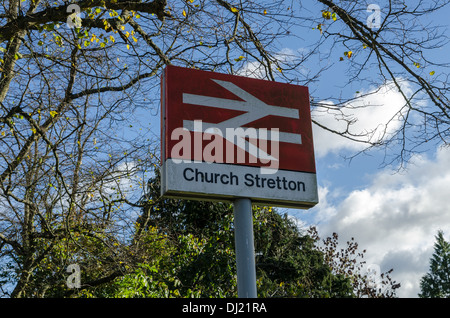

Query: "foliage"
<box><xmin>310</xmin><ymin>228</ymin><xmax>400</xmax><ymax>298</ymax></box>
<box><xmin>1</xmin><ymin>168</ymin><xmax>398</xmax><ymax>298</ymax></box>
<box><xmin>99</xmin><ymin>173</ymin><xmax>356</xmax><ymax>298</ymax></box>
<box><xmin>253</xmin><ymin>211</ymin><xmax>353</xmax><ymax>298</ymax></box>
<box><xmin>419</xmin><ymin>231</ymin><xmax>450</xmax><ymax>298</ymax></box>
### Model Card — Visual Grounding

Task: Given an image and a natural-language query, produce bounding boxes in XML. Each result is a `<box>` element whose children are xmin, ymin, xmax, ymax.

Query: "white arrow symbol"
<box><xmin>182</xmin><ymin>79</ymin><xmax>302</xmax><ymax>162</ymax></box>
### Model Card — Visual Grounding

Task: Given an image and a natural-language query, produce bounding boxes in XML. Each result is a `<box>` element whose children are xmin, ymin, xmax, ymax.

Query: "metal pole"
<box><xmin>233</xmin><ymin>198</ymin><xmax>257</xmax><ymax>298</ymax></box>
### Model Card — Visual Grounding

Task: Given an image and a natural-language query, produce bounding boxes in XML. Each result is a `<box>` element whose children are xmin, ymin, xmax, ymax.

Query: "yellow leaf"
<box><xmin>50</xmin><ymin>111</ymin><xmax>58</xmax><ymax>118</ymax></box>
<box><xmin>429</xmin><ymin>71</ymin><xmax>435</xmax><ymax>75</ymax></box>
<box><xmin>182</xmin><ymin>10</ymin><xmax>187</xmax><ymax>17</ymax></box>
<box><xmin>230</xmin><ymin>7</ymin><xmax>239</xmax><ymax>13</ymax></box>
<box><xmin>316</xmin><ymin>23</ymin><xmax>323</xmax><ymax>34</ymax></box>
<box><xmin>126</xmin><ymin>44</ymin><xmax>130</xmax><ymax>50</ymax></box>
<box><xmin>103</xmin><ymin>19</ymin><xmax>110</xmax><ymax>30</ymax></box>
<box><xmin>263</xmin><ymin>9</ymin><xmax>267</xmax><ymax>15</ymax></box>
<box><xmin>109</xmin><ymin>35</ymin><xmax>115</xmax><ymax>43</ymax></box>
<box><xmin>322</xmin><ymin>11</ymin><xmax>331</xmax><ymax>20</ymax></box>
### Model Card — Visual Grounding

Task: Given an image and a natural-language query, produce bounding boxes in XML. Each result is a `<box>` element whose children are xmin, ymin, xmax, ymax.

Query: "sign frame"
<box><xmin>160</xmin><ymin>65</ymin><xmax>318</xmax><ymax>209</ymax></box>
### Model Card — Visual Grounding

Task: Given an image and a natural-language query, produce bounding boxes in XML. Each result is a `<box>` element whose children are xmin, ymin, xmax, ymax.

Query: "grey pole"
<box><xmin>233</xmin><ymin>198</ymin><xmax>257</xmax><ymax>298</ymax></box>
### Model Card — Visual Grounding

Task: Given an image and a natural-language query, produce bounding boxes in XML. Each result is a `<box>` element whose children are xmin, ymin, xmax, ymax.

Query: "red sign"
<box><xmin>161</xmin><ymin>65</ymin><xmax>316</xmax><ymax>173</ymax></box>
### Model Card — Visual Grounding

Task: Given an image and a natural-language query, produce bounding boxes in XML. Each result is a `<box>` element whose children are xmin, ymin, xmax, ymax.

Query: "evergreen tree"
<box><xmin>419</xmin><ymin>231</ymin><xmax>450</xmax><ymax>298</ymax></box>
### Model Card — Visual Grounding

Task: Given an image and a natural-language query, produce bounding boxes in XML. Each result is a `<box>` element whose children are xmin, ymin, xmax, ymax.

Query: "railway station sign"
<box><xmin>160</xmin><ymin>65</ymin><xmax>318</xmax><ymax>209</ymax></box>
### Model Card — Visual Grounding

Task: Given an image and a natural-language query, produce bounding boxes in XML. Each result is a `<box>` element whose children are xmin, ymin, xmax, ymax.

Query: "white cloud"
<box><xmin>312</xmin><ymin>80</ymin><xmax>411</xmax><ymax>158</ymax></box>
<box><xmin>237</xmin><ymin>60</ymin><xmax>267</xmax><ymax>79</ymax></box>
<box><xmin>236</xmin><ymin>48</ymin><xmax>303</xmax><ymax>79</ymax></box>
<box><xmin>311</xmin><ymin>146</ymin><xmax>450</xmax><ymax>297</ymax></box>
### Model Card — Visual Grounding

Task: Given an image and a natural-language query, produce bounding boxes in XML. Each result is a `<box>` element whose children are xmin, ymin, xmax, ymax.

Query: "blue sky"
<box><xmin>273</xmin><ymin>1</ymin><xmax>450</xmax><ymax>297</ymax></box>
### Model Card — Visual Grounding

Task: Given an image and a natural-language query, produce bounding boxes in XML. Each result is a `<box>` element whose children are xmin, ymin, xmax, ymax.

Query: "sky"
<box><xmin>282</xmin><ymin>64</ymin><xmax>449</xmax><ymax>296</ymax></box>
<box><xmin>292</xmin><ymin>119</ymin><xmax>450</xmax><ymax>298</ymax></box>
<box><xmin>281</xmin><ymin>41</ymin><xmax>449</xmax><ymax>298</ymax></box>
<box><xmin>272</xmin><ymin>1</ymin><xmax>450</xmax><ymax>298</ymax></box>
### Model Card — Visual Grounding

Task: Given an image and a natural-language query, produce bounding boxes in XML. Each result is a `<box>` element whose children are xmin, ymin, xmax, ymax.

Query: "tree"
<box><xmin>310</xmin><ymin>227</ymin><xmax>400</xmax><ymax>298</ymax></box>
<box><xmin>0</xmin><ymin>0</ymin><xmax>447</xmax><ymax>297</ymax></box>
<box><xmin>419</xmin><ymin>231</ymin><xmax>450</xmax><ymax>298</ymax></box>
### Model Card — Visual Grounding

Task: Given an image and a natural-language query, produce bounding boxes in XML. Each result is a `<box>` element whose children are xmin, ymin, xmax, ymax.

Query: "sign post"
<box><xmin>233</xmin><ymin>198</ymin><xmax>257</xmax><ymax>298</ymax></box>
<box><xmin>160</xmin><ymin>65</ymin><xmax>318</xmax><ymax>298</ymax></box>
